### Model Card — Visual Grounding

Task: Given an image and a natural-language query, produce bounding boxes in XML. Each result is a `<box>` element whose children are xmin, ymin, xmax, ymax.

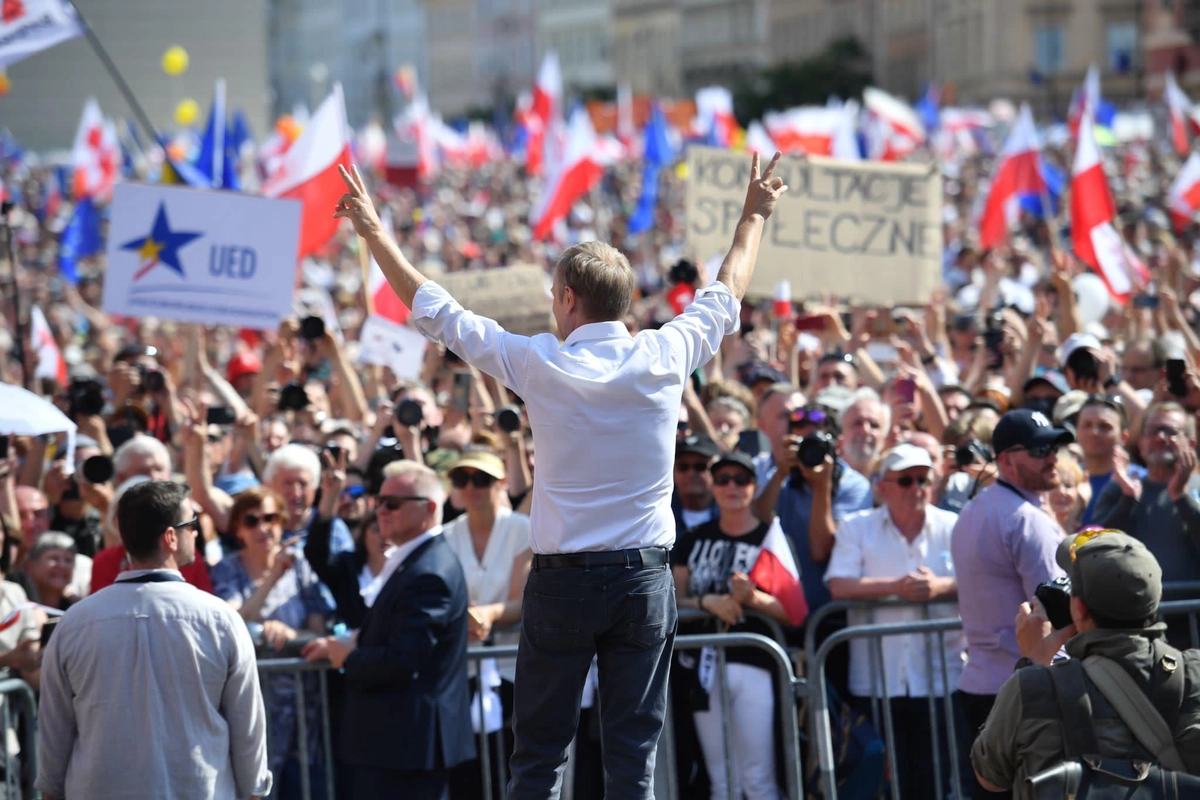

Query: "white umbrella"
<box><xmin>0</xmin><ymin>383</ymin><xmax>77</xmax><ymax>471</ymax></box>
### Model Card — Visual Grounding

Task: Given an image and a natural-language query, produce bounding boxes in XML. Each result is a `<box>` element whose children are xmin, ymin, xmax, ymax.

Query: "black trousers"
<box><xmin>508</xmin><ymin>562</ymin><xmax>676</xmax><ymax>800</ymax></box>
<box><xmin>352</xmin><ymin>766</ymin><xmax>448</xmax><ymax>800</ymax></box>
<box><xmin>448</xmin><ymin>679</ymin><xmax>516</xmax><ymax>799</ymax></box>
<box><xmin>955</xmin><ymin>690</ymin><xmax>1012</xmax><ymax>800</ymax></box>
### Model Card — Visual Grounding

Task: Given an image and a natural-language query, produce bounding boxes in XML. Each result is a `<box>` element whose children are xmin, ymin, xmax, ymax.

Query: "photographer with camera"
<box><xmin>971</xmin><ymin>530</ymin><xmax>1200</xmax><ymax>797</ymax></box>
<box><xmin>105</xmin><ymin>344</ymin><xmax>182</xmax><ymax>449</ymax></box>
<box><xmin>951</xmin><ymin>407</ymin><xmax>1075</xmax><ymax>799</ymax></box>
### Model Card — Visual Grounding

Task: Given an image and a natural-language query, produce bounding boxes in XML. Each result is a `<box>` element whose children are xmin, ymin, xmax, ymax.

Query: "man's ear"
<box><xmin>1070</xmin><ymin>594</ymin><xmax>1089</xmax><ymax>627</ymax></box>
<box><xmin>162</xmin><ymin>526</ymin><xmax>179</xmax><ymax>554</ymax></box>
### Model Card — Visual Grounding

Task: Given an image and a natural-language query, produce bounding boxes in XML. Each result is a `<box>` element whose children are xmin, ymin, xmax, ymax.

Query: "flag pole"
<box><xmin>70</xmin><ymin>3</ymin><xmax>160</xmax><ymax>144</ymax></box>
<box><xmin>1</xmin><ymin>204</ymin><xmax>31</xmax><ymax>390</ymax></box>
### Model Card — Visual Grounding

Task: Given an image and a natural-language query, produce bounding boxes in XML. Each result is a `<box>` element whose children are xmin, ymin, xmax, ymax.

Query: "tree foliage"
<box><xmin>733</xmin><ymin>37</ymin><xmax>874</xmax><ymax>124</ymax></box>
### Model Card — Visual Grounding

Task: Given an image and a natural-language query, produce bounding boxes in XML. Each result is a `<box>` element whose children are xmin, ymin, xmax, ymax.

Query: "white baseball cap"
<box><xmin>1057</xmin><ymin>333</ymin><xmax>1102</xmax><ymax>369</ymax></box>
<box><xmin>879</xmin><ymin>443</ymin><xmax>933</xmax><ymax>474</ymax></box>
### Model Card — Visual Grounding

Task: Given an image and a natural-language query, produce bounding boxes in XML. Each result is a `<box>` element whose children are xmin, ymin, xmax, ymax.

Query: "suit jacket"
<box><xmin>340</xmin><ymin>533</ymin><xmax>475</xmax><ymax>772</ymax></box>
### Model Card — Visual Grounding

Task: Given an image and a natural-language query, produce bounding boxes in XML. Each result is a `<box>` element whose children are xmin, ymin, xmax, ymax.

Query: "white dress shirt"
<box><xmin>412</xmin><ymin>280</ymin><xmax>739</xmax><ymax>554</ymax></box>
<box><xmin>823</xmin><ymin>505</ymin><xmax>966</xmax><ymax>699</ymax></box>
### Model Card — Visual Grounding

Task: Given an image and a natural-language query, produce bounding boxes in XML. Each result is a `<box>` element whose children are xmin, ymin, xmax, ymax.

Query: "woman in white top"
<box><xmin>440</xmin><ymin>450</ymin><xmax>532</xmax><ymax>800</ymax></box>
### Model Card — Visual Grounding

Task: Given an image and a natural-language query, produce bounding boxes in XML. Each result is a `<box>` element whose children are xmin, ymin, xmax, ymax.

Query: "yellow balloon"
<box><xmin>174</xmin><ymin>98</ymin><xmax>199</xmax><ymax>127</ymax></box>
<box><xmin>162</xmin><ymin>46</ymin><xmax>189</xmax><ymax>77</ymax></box>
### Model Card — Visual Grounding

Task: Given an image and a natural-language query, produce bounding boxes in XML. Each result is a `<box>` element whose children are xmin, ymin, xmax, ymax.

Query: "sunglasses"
<box><xmin>379</xmin><ymin>495</ymin><xmax>428</xmax><ymax>511</ymax></box>
<box><xmin>675</xmin><ymin>461</ymin><xmax>709</xmax><ymax>473</ymax></box>
<box><xmin>1016</xmin><ymin>443</ymin><xmax>1063</xmax><ymax>459</ymax></box>
<box><xmin>1067</xmin><ymin>527</ymin><xmax>1117</xmax><ymax>562</ymax></box>
<box><xmin>241</xmin><ymin>512</ymin><xmax>281</xmax><ymax>528</ymax></box>
<box><xmin>206</xmin><ymin>433</ymin><xmax>225</xmax><ymax>444</ymax></box>
<box><xmin>450</xmin><ymin>471</ymin><xmax>497</xmax><ymax>489</ymax></box>
<box><xmin>885</xmin><ymin>475</ymin><xmax>933</xmax><ymax>488</ymax></box>
<box><xmin>341</xmin><ymin>485</ymin><xmax>367</xmax><ymax>499</ymax></box>
<box><xmin>175</xmin><ymin>516</ymin><xmax>200</xmax><ymax>531</ymax></box>
<box><xmin>713</xmin><ymin>472</ymin><xmax>754</xmax><ymax>487</ymax></box>
<box><xmin>790</xmin><ymin>408</ymin><xmax>828</xmax><ymax>427</ymax></box>
<box><xmin>1083</xmin><ymin>393</ymin><xmax>1126</xmax><ymax>420</ymax></box>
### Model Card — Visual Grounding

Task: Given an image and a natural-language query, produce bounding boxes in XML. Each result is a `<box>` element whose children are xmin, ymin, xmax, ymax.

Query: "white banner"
<box><xmin>102</xmin><ymin>183</ymin><xmax>302</xmax><ymax>330</ymax></box>
<box><xmin>0</xmin><ymin>0</ymin><xmax>83</xmax><ymax>69</ymax></box>
<box><xmin>357</xmin><ymin>313</ymin><xmax>426</xmax><ymax>380</ymax></box>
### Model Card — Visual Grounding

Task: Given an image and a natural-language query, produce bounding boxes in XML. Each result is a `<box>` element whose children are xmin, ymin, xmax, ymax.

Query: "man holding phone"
<box><xmin>1058</xmin><ymin>333</ymin><xmax>1147</xmax><ymax>426</ymax></box>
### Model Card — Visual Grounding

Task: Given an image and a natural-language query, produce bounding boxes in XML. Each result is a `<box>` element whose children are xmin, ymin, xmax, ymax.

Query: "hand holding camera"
<box><xmin>1016</xmin><ymin>593</ymin><xmax>1076</xmax><ymax>667</ymax></box>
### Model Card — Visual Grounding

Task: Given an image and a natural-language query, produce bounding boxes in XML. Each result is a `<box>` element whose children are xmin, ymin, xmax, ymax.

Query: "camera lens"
<box><xmin>395</xmin><ymin>399</ymin><xmax>424</xmax><ymax>428</ymax></box>
<box><xmin>496</xmin><ymin>406</ymin><xmax>522</xmax><ymax>434</ymax></box>
<box><xmin>143</xmin><ymin>370</ymin><xmax>165</xmax><ymax>394</ymax></box>
<box><xmin>797</xmin><ymin>432</ymin><xmax>834</xmax><ymax>469</ymax></box>
<box><xmin>81</xmin><ymin>454</ymin><xmax>115</xmax><ymax>484</ymax></box>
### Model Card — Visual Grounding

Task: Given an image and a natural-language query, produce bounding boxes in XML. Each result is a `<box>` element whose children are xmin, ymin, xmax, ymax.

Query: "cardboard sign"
<box><xmin>435</xmin><ymin>265</ymin><xmax>553</xmax><ymax>336</ymax></box>
<box><xmin>685</xmin><ymin>146</ymin><xmax>942</xmax><ymax>303</ymax></box>
<box><xmin>102</xmin><ymin>183</ymin><xmax>301</xmax><ymax>329</ymax></box>
<box><xmin>357</xmin><ymin>313</ymin><xmax>427</xmax><ymax>380</ymax></box>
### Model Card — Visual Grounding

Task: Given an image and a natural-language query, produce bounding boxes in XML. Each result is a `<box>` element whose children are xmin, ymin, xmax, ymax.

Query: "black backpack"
<box><xmin>1024</xmin><ymin>641</ymin><xmax>1200</xmax><ymax>799</ymax></box>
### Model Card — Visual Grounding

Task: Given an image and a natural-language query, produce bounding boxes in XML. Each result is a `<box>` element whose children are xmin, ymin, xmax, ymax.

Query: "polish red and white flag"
<box><xmin>261</xmin><ymin>84</ymin><xmax>352</xmax><ymax>258</ymax></box>
<box><xmin>748</xmin><ymin>519</ymin><xmax>808</xmax><ymax>627</ymax></box>
<box><xmin>531</xmin><ymin>107</ymin><xmax>613</xmax><ymax>240</ymax></box>
<box><xmin>526</xmin><ymin>52</ymin><xmax>562</xmax><ymax>176</ymax></box>
<box><xmin>1071</xmin><ymin>100</ymin><xmax>1148</xmax><ymax>301</ymax></box>
<box><xmin>1165</xmin><ymin>71</ymin><xmax>1194</xmax><ymax>156</ymax></box>
<box><xmin>71</xmin><ymin>98</ymin><xmax>118</xmax><ymax>201</ymax></box>
<box><xmin>978</xmin><ymin>103</ymin><xmax>1045</xmax><ymax>250</ymax></box>
<box><xmin>1168</xmin><ymin>152</ymin><xmax>1200</xmax><ymax>231</ymax></box>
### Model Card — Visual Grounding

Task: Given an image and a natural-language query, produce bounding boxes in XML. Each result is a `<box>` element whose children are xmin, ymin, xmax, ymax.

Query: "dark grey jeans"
<box><xmin>507</xmin><ymin>561</ymin><xmax>676</xmax><ymax>800</ymax></box>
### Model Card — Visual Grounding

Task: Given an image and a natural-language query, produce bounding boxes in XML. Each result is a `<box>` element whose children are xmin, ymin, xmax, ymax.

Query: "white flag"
<box><xmin>0</xmin><ymin>0</ymin><xmax>84</xmax><ymax>70</ymax></box>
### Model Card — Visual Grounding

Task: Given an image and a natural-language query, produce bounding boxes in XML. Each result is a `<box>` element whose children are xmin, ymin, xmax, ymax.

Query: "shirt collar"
<box><xmin>563</xmin><ymin>320</ymin><xmax>632</xmax><ymax>347</ymax></box>
<box><xmin>116</xmin><ymin>568</ymin><xmax>184</xmax><ymax>580</ymax></box>
<box><xmin>361</xmin><ymin>528</ymin><xmax>439</xmax><ymax>607</ymax></box>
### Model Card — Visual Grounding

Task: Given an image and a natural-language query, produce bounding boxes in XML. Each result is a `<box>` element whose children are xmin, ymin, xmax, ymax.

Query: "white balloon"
<box><xmin>1072</xmin><ymin>273</ymin><xmax>1110</xmax><ymax>326</ymax></box>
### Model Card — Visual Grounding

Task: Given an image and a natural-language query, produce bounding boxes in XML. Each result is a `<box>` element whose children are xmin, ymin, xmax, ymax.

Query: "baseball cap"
<box><xmin>879</xmin><ymin>443</ymin><xmax>933</xmax><ymax>474</ymax></box>
<box><xmin>1052</xmin><ymin>390</ymin><xmax>1089</xmax><ymax>426</ymax></box>
<box><xmin>1057</xmin><ymin>333</ymin><xmax>1103</xmax><ymax>370</ymax></box>
<box><xmin>676</xmin><ymin>434</ymin><xmax>720</xmax><ymax>460</ymax></box>
<box><xmin>1023</xmin><ymin>371</ymin><xmax>1070</xmax><ymax>397</ymax></box>
<box><xmin>741</xmin><ymin>363</ymin><xmax>788</xmax><ymax>388</ymax></box>
<box><xmin>448</xmin><ymin>451</ymin><xmax>506</xmax><ymax>481</ymax></box>
<box><xmin>1055</xmin><ymin>530</ymin><xmax>1162</xmax><ymax>622</ymax></box>
<box><xmin>991</xmin><ymin>408</ymin><xmax>1075</xmax><ymax>455</ymax></box>
<box><xmin>226</xmin><ymin>351</ymin><xmax>262</xmax><ymax>384</ymax></box>
<box><xmin>711</xmin><ymin>451</ymin><xmax>756</xmax><ymax>478</ymax></box>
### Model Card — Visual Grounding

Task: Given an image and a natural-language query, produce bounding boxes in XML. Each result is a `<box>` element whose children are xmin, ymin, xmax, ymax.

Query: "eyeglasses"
<box><xmin>885</xmin><ymin>475</ymin><xmax>933</xmax><ymax>489</ymax></box>
<box><xmin>174</xmin><ymin>517</ymin><xmax>200</xmax><ymax>532</ymax></box>
<box><xmin>1146</xmin><ymin>424</ymin><xmax>1184</xmax><ymax>440</ymax></box>
<box><xmin>379</xmin><ymin>495</ymin><xmax>428</xmax><ymax>511</ymax></box>
<box><xmin>240</xmin><ymin>512</ymin><xmax>281</xmax><ymax>528</ymax></box>
<box><xmin>713</xmin><ymin>472</ymin><xmax>754</xmax><ymax>487</ymax></box>
<box><xmin>341</xmin><ymin>485</ymin><xmax>367</xmax><ymax>499</ymax></box>
<box><xmin>1067</xmin><ymin>527</ymin><xmax>1117</xmax><ymax>562</ymax></box>
<box><xmin>450</xmin><ymin>470</ymin><xmax>497</xmax><ymax>489</ymax></box>
<box><xmin>1083</xmin><ymin>393</ymin><xmax>1126</xmax><ymax>421</ymax></box>
<box><xmin>1015</xmin><ymin>443</ymin><xmax>1063</xmax><ymax>459</ymax></box>
<box><xmin>674</xmin><ymin>461</ymin><xmax>709</xmax><ymax>473</ymax></box>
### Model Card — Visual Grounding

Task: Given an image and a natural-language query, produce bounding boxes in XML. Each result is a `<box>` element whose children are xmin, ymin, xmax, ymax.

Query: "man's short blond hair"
<box><xmin>554</xmin><ymin>241</ymin><xmax>636</xmax><ymax>322</ymax></box>
<box><xmin>382</xmin><ymin>459</ymin><xmax>446</xmax><ymax>516</ymax></box>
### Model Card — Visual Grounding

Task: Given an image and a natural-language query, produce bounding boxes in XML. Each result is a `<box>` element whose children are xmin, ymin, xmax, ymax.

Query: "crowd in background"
<box><xmin>0</xmin><ymin>128</ymin><xmax>1199</xmax><ymax>799</ymax></box>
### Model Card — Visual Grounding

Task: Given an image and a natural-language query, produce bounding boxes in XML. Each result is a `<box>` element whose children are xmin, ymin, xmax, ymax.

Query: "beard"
<box><xmin>843</xmin><ymin>436</ymin><xmax>880</xmax><ymax>466</ymax></box>
<box><xmin>1014</xmin><ymin>458</ymin><xmax>1060</xmax><ymax>492</ymax></box>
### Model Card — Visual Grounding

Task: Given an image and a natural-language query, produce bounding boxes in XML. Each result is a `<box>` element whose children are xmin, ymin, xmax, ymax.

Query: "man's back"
<box><xmin>973</xmin><ymin>630</ymin><xmax>1200</xmax><ymax>797</ymax></box>
<box><xmin>37</xmin><ymin>574</ymin><xmax>270</xmax><ymax>800</ymax></box>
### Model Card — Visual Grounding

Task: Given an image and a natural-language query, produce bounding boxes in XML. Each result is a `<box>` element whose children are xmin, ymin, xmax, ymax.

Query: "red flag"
<box><xmin>1169</xmin><ymin>152</ymin><xmax>1200</xmax><ymax>231</ymax></box>
<box><xmin>261</xmin><ymin>85</ymin><xmax>352</xmax><ymax>258</ymax></box>
<box><xmin>531</xmin><ymin>108</ymin><xmax>611</xmax><ymax>241</ymax></box>
<box><xmin>748</xmin><ymin>520</ymin><xmax>808</xmax><ymax>627</ymax></box>
<box><xmin>526</xmin><ymin>52</ymin><xmax>561</xmax><ymax>177</ymax></box>
<box><xmin>978</xmin><ymin>103</ymin><xmax>1045</xmax><ymax>250</ymax></box>
<box><xmin>1165</xmin><ymin>71</ymin><xmax>1193</xmax><ymax>156</ymax></box>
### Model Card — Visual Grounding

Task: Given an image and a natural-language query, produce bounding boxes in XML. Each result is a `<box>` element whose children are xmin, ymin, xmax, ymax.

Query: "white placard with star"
<box><xmin>102</xmin><ymin>183</ymin><xmax>302</xmax><ymax>329</ymax></box>
<box><xmin>357</xmin><ymin>313</ymin><xmax>426</xmax><ymax>380</ymax></box>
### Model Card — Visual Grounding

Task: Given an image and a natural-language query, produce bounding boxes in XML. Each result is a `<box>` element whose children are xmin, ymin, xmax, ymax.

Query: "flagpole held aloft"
<box><xmin>0</xmin><ymin>203</ymin><xmax>31</xmax><ymax>391</ymax></box>
<box><xmin>69</xmin><ymin>2</ymin><xmax>160</xmax><ymax>146</ymax></box>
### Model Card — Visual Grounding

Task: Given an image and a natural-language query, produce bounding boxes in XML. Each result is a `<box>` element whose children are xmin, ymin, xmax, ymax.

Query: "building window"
<box><xmin>1034</xmin><ymin>25</ymin><xmax>1064</xmax><ymax>75</ymax></box>
<box><xmin>1106</xmin><ymin>22</ymin><xmax>1137</xmax><ymax>74</ymax></box>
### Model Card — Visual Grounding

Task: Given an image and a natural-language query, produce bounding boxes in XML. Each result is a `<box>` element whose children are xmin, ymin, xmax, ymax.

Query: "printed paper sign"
<box><xmin>102</xmin><ymin>183</ymin><xmax>302</xmax><ymax>330</ymax></box>
<box><xmin>685</xmin><ymin>146</ymin><xmax>943</xmax><ymax>304</ymax></box>
<box><xmin>435</xmin><ymin>265</ymin><xmax>553</xmax><ymax>336</ymax></box>
<box><xmin>358</xmin><ymin>313</ymin><xmax>426</xmax><ymax>380</ymax></box>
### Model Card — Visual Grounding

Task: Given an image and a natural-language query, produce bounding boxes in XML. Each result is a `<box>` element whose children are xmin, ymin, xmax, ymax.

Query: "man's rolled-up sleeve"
<box><xmin>35</xmin><ymin>634</ymin><xmax>74</xmax><ymax>799</ymax></box>
<box><xmin>656</xmin><ymin>283</ymin><xmax>741</xmax><ymax>376</ymax></box>
<box><xmin>410</xmin><ymin>282</ymin><xmax>532</xmax><ymax>394</ymax></box>
<box><xmin>220</xmin><ymin>615</ymin><xmax>273</xmax><ymax>799</ymax></box>
<box><xmin>823</xmin><ymin>517</ymin><xmax>865</xmax><ymax>584</ymax></box>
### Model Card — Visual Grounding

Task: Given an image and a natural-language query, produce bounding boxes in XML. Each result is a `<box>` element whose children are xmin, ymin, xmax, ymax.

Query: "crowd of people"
<box><xmin>0</xmin><ymin>120</ymin><xmax>1199</xmax><ymax>800</ymax></box>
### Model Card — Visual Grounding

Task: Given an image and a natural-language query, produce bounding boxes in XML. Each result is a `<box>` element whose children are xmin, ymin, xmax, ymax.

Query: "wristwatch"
<box><xmin>1103</xmin><ymin>374</ymin><xmax>1121</xmax><ymax>390</ymax></box>
<box><xmin>1014</xmin><ymin>656</ymin><xmax>1034</xmax><ymax>671</ymax></box>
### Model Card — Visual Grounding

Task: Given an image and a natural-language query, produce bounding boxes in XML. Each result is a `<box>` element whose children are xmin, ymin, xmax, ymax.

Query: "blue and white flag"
<box><xmin>0</xmin><ymin>0</ymin><xmax>83</xmax><ymax>69</ymax></box>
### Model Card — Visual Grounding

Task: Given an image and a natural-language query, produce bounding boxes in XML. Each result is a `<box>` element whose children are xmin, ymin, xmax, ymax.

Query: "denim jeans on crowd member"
<box><xmin>508</xmin><ymin>561</ymin><xmax>676</xmax><ymax>800</ymax></box>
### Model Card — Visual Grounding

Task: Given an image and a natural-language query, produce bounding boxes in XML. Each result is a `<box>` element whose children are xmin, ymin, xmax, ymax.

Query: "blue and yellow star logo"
<box><xmin>121</xmin><ymin>202</ymin><xmax>202</xmax><ymax>282</ymax></box>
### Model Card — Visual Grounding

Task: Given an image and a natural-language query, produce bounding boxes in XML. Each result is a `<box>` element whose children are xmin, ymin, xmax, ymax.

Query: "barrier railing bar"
<box><xmin>715</xmin><ymin>642</ymin><xmax>735</xmax><ymax>800</ymax></box>
<box><xmin>318</xmin><ymin>668</ymin><xmax>335</xmax><ymax>800</ymax></box>
<box><xmin>938</xmin><ymin>629</ymin><xmax>964</xmax><ymax>799</ymax></box>
<box><xmin>295</xmin><ymin>668</ymin><xmax>311</xmax><ymax>800</ymax></box>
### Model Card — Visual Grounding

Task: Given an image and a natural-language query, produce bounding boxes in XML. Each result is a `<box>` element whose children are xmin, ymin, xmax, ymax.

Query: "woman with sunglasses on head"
<box><xmin>440</xmin><ymin>450</ymin><xmax>532</xmax><ymax>799</ymax></box>
<box><xmin>211</xmin><ymin>485</ymin><xmax>335</xmax><ymax>800</ymax></box>
<box><xmin>672</xmin><ymin>451</ymin><xmax>797</xmax><ymax>800</ymax></box>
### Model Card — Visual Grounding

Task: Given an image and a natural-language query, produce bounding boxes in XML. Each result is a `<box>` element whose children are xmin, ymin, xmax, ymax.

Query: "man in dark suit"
<box><xmin>304</xmin><ymin>460</ymin><xmax>474</xmax><ymax>799</ymax></box>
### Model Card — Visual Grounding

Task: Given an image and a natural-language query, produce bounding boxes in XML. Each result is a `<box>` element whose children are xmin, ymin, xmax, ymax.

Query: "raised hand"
<box><xmin>741</xmin><ymin>151</ymin><xmax>788</xmax><ymax>222</ymax></box>
<box><xmin>333</xmin><ymin>164</ymin><xmax>384</xmax><ymax>239</ymax></box>
<box><xmin>1168</xmin><ymin>441</ymin><xmax>1197</xmax><ymax>502</ymax></box>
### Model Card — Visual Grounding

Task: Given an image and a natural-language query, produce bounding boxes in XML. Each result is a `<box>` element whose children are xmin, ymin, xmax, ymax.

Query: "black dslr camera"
<box><xmin>67</xmin><ymin>379</ymin><xmax>106</xmax><ymax>418</ymax></box>
<box><xmin>796</xmin><ymin>430</ymin><xmax>837</xmax><ymax>470</ymax></box>
<box><xmin>1035</xmin><ymin>576</ymin><xmax>1074</xmax><ymax>629</ymax></box>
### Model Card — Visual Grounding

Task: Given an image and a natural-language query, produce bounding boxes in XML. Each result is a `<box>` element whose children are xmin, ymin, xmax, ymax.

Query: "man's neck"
<box><xmin>1147</xmin><ymin>465</ymin><xmax>1173</xmax><ymax>484</ymax></box>
<box><xmin>679</xmin><ymin>492</ymin><xmax>713</xmax><ymax>512</ymax></box>
<box><xmin>127</xmin><ymin>557</ymin><xmax>179</xmax><ymax>572</ymax></box>
<box><xmin>1083</xmin><ymin>454</ymin><xmax>1112</xmax><ymax>478</ymax></box>
<box><xmin>888</xmin><ymin>507</ymin><xmax>926</xmax><ymax>541</ymax></box>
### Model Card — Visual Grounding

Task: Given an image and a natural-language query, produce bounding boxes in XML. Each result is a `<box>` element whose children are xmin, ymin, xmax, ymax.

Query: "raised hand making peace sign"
<box><xmin>333</xmin><ymin>164</ymin><xmax>384</xmax><ymax>239</ymax></box>
<box><xmin>741</xmin><ymin>151</ymin><xmax>788</xmax><ymax>222</ymax></box>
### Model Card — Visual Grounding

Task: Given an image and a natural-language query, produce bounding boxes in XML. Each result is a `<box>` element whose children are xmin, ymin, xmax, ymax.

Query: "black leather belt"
<box><xmin>532</xmin><ymin>547</ymin><xmax>669</xmax><ymax>570</ymax></box>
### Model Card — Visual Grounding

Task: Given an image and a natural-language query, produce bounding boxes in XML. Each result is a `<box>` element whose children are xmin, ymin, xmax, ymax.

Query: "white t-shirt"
<box><xmin>441</xmin><ymin>508</ymin><xmax>531</xmax><ymax>681</ymax></box>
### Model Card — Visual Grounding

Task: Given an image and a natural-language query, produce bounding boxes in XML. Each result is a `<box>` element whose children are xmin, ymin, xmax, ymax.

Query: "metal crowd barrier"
<box><xmin>805</xmin><ymin>593</ymin><xmax>1200</xmax><ymax>800</ymax></box>
<box><xmin>0</xmin><ymin>677</ymin><xmax>38</xmax><ymax>800</ymax></box>
<box><xmin>255</xmin><ymin>659</ymin><xmax>336</xmax><ymax>800</ymax></box>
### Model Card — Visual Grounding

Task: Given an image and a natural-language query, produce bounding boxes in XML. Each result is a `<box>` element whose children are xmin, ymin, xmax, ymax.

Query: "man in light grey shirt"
<box><xmin>36</xmin><ymin>481</ymin><xmax>272</xmax><ymax>800</ymax></box>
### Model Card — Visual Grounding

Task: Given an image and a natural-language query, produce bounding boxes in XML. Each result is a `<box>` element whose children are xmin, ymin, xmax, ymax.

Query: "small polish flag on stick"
<box><xmin>773</xmin><ymin>280</ymin><xmax>792</xmax><ymax>319</ymax></box>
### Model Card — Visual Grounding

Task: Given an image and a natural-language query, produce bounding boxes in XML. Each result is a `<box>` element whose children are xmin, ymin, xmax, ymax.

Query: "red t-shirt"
<box><xmin>90</xmin><ymin>545</ymin><xmax>214</xmax><ymax>594</ymax></box>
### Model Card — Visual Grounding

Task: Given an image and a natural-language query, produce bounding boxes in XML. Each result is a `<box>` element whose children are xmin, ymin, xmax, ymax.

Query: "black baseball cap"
<box><xmin>676</xmin><ymin>434</ymin><xmax>720</xmax><ymax>460</ymax></box>
<box><xmin>991</xmin><ymin>408</ymin><xmax>1075</xmax><ymax>455</ymax></box>
<box><xmin>711</xmin><ymin>451</ymin><xmax>756</xmax><ymax>478</ymax></box>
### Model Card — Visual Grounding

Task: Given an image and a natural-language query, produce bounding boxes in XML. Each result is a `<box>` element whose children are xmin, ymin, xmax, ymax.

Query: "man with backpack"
<box><xmin>971</xmin><ymin>529</ymin><xmax>1200</xmax><ymax>798</ymax></box>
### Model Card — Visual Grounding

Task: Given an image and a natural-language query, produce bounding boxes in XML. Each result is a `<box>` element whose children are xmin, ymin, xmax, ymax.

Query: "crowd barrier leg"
<box><xmin>475</xmin><ymin>682</ymin><xmax>494</xmax><ymax>800</ymax></box>
<box><xmin>716</xmin><ymin>644</ymin><xmax>736</xmax><ymax>800</ymax></box>
<box><xmin>317</xmin><ymin>669</ymin><xmax>335</xmax><ymax>800</ymax></box>
<box><xmin>936</xmin><ymin>630</ymin><xmax>964</xmax><ymax>799</ymax></box>
<box><xmin>295</xmin><ymin>672</ymin><xmax>311</xmax><ymax>800</ymax></box>
<box><xmin>0</xmin><ymin>679</ymin><xmax>38</xmax><ymax>800</ymax></box>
